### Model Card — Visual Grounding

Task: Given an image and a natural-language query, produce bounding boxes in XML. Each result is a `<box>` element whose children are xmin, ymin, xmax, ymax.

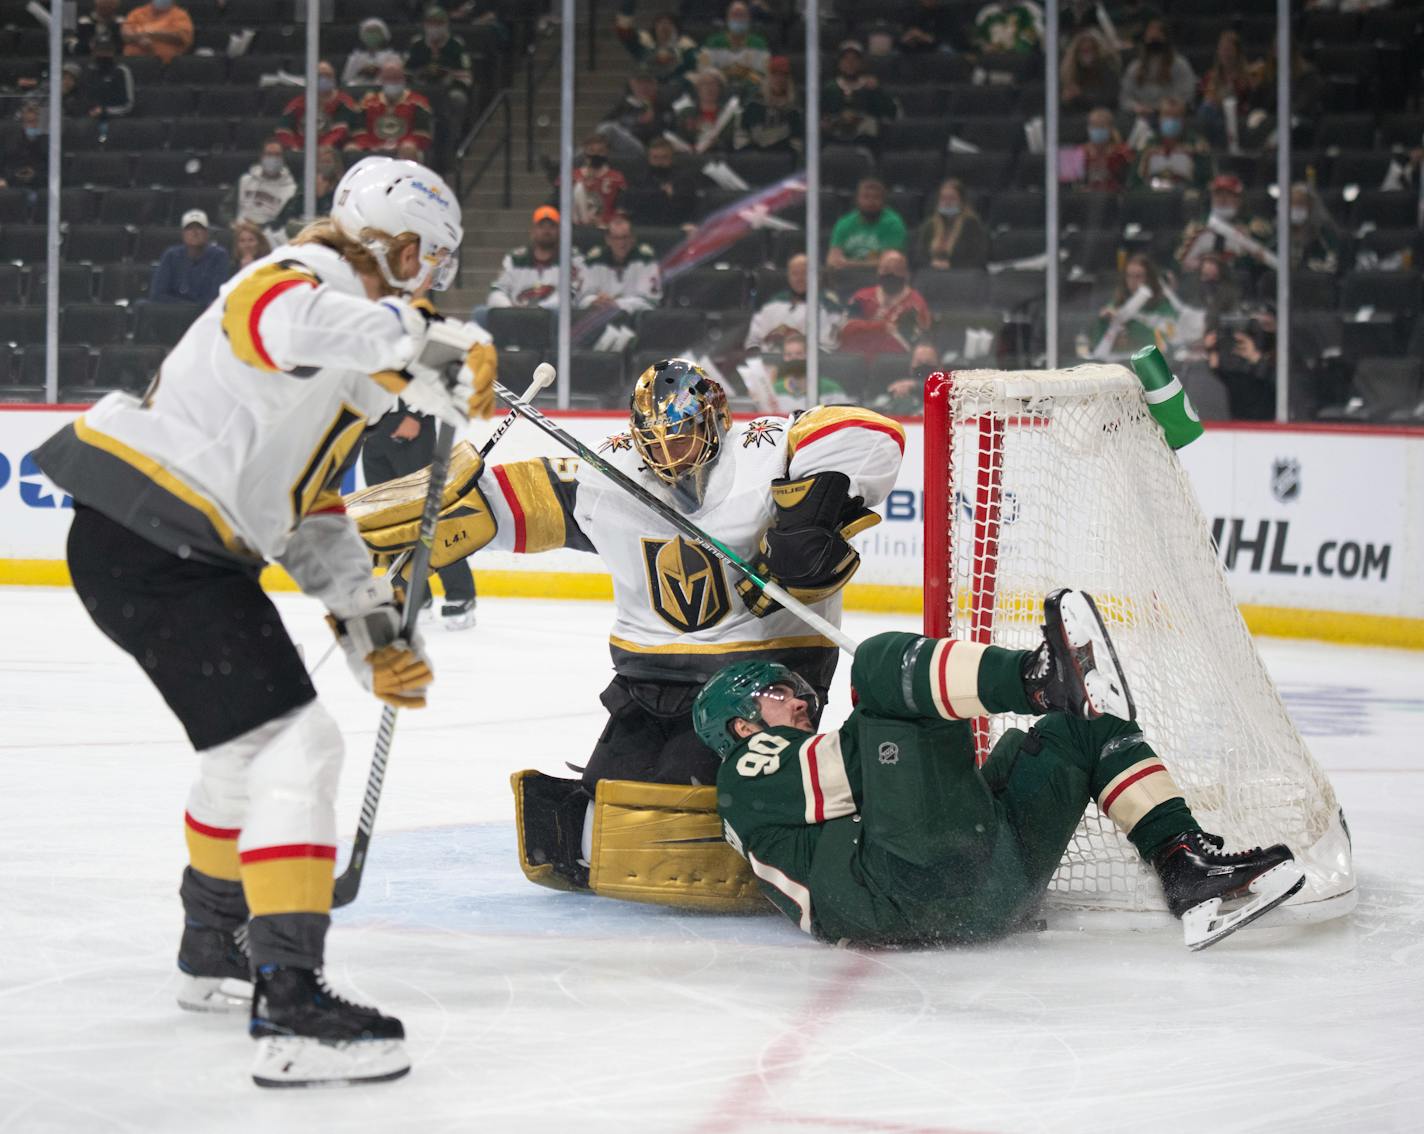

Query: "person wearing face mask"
<box><xmin>1130</xmin><ymin>95</ymin><xmax>1209</xmax><ymax>193</ymax></box>
<box><xmin>623</xmin><ymin>135</ymin><xmax>697</xmax><ymax>225</ymax></box>
<box><xmin>838</xmin><ymin>249</ymin><xmax>931</xmax><ymax>361</ymax></box>
<box><xmin>121</xmin><ymin>0</ymin><xmax>193</xmax><ymax>64</ymax></box>
<box><xmin>1119</xmin><ymin>19</ymin><xmax>1196</xmax><ymax>117</ymax></box>
<box><xmin>875</xmin><ymin>340</ymin><xmax>941</xmax><ymax>415</ymax></box>
<box><xmin>821</xmin><ymin>40</ymin><xmax>897</xmax><ymax>144</ymax></box>
<box><xmin>78</xmin><ymin>37</ymin><xmax>134</xmax><ymax>120</ymax></box>
<box><xmin>0</xmin><ymin>100</ymin><xmax>49</xmax><ymax>190</ymax></box>
<box><xmin>570</xmin><ymin>133</ymin><xmax>628</xmax><ymax>227</ymax></box>
<box><xmin>1175</xmin><ymin>174</ymin><xmax>1273</xmax><ymax>276</ymax></box>
<box><xmin>232</xmin><ymin>140</ymin><xmax>299</xmax><ymax>245</ymax></box>
<box><xmin>350</xmin><ymin>60</ymin><xmax>434</xmax><ymax>158</ymax></box>
<box><xmin>1060</xmin><ymin>29</ymin><xmax>1120</xmax><ymax>114</ymax></box>
<box><xmin>274</xmin><ymin>61</ymin><xmax>357</xmax><ymax>151</ymax></box>
<box><xmin>827</xmin><ymin>178</ymin><xmax>907</xmax><ymax>271</ymax></box>
<box><xmin>615</xmin><ymin>2</ymin><xmax>698</xmax><ymax>80</ymax></box>
<box><xmin>405</xmin><ymin>5</ymin><xmax>473</xmax><ymax>167</ymax></box>
<box><xmin>912</xmin><ymin>178</ymin><xmax>989</xmax><ymax>271</ymax></box>
<box><xmin>1286</xmin><ymin>182</ymin><xmax>1339</xmax><ymax>276</ymax></box>
<box><xmin>698</xmin><ymin>1</ymin><xmax>770</xmax><ymax>98</ymax></box>
<box><xmin>343</xmin><ymin>17</ymin><xmax>402</xmax><ymax>88</ymax></box>
<box><xmin>1060</xmin><ymin>107</ymin><xmax>1134</xmax><ymax>194</ymax></box>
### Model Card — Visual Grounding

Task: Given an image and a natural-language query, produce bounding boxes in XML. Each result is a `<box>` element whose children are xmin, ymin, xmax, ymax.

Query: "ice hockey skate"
<box><xmin>249</xmin><ymin>965</ymin><xmax>410</xmax><ymax>1088</ymax></box>
<box><xmin>1155</xmin><ymin>831</ymin><xmax>1306</xmax><ymax>951</ymax></box>
<box><xmin>176</xmin><ymin>921</ymin><xmax>252</xmax><ymax>1013</ymax></box>
<box><xmin>1022</xmin><ymin>588</ymin><xmax>1136</xmax><ymax>721</ymax></box>
<box><xmin>440</xmin><ymin>597</ymin><xmax>476</xmax><ymax>631</ymax></box>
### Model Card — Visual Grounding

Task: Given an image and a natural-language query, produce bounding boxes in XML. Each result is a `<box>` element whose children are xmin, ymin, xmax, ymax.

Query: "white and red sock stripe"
<box><xmin>926</xmin><ymin>639</ymin><xmax>990</xmax><ymax>720</ymax></box>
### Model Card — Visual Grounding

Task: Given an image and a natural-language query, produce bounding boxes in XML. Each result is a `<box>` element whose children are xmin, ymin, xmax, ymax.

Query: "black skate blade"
<box><xmin>1186</xmin><ymin>868</ymin><xmax>1307</xmax><ymax>952</ymax></box>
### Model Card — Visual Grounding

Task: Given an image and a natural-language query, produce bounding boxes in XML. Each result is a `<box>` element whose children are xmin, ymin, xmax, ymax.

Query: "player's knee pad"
<box><xmin>241</xmin><ymin>701</ymin><xmax>345</xmax><ymax>851</ymax></box>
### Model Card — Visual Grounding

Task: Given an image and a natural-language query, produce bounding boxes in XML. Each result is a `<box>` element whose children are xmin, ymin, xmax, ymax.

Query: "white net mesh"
<box><xmin>925</xmin><ymin>365</ymin><xmax>1354</xmax><ymax>916</ymax></box>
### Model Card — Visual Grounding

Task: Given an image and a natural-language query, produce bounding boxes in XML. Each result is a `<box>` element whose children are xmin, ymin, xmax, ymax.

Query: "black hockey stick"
<box><xmin>332</xmin><ymin>364</ymin><xmax>556</xmax><ymax>908</ymax></box>
<box><xmin>490</xmin><ymin>380</ymin><xmax>859</xmax><ymax>656</ymax></box>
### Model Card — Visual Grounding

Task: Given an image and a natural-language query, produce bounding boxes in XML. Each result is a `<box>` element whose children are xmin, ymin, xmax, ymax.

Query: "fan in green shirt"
<box><xmin>827</xmin><ymin>178</ymin><xmax>907</xmax><ymax>269</ymax></box>
<box><xmin>694</xmin><ymin>589</ymin><xmax>1307</xmax><ymax>951</ymax></box>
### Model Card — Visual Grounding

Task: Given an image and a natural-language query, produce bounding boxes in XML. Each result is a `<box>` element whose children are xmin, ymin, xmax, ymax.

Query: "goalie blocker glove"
<box><xmin>326</xmin><ymin>576</ymin><xmax>433</xmax><ymax>709</ymax></box>
<box><xmin>737</xmin><ymin>471</ymin><xmax>881</xmax><ymax>618</ymax></box>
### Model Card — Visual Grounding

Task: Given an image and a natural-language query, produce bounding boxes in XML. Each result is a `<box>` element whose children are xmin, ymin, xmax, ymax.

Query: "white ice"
<box><xmin>2</xmin><ymin>586</ymin><xmax>1422</xmax><ymax>1134</ymax></box>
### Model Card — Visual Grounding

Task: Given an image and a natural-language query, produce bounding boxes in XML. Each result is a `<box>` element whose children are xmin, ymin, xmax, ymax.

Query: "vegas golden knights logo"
<box><xmin>641</xmin><ymin>536</ymin><xmax>730</xmax><ymax>633</ymax></box>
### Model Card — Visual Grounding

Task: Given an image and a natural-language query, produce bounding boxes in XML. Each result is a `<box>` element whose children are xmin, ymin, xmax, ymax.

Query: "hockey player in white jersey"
<box><xmin>348</xmin><ymin>357</ymin><xmax>904</xmax><ymax>907</ymax></box>
<box><xmin>34</xmin><ymin>156</ymin><xmax>497</xmax><ymax>1088</ymax></box>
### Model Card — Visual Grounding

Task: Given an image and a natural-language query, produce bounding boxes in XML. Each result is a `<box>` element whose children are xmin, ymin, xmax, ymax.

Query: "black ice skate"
<box><xmin>249</xmin><ymin>965</ymin><xmax>410</xmax><ymax>1088</ymax></box>
<box><xmin>1022</xmin><ymin>589</ymin><xmax>1136</xmax><ymax>720</ymax></box>
<box><xmin>440</xmin><ymin>596</ymin><xmax>476</xmax><ymax>631</ymax></box>
<box><xmin>176</xmin><ymin>920</ymin><xmax>252</xmax><ymax>1013</ymax></box>
<box><xmin>1154</xmin><ymin>831</ymin><xmax>1306</xmax><ymax>951</ymax></box>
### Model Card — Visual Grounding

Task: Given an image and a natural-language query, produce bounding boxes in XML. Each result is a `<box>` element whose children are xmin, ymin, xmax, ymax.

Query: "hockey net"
<box><xmin>923</xmin><ymin>365</ymin><xmax>1355</xmax><ymax>922</ymax></box>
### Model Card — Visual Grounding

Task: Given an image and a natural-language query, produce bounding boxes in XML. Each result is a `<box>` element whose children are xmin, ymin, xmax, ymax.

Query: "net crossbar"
<box><xmin>923</xmin><ymin>365</ymin><xmax>1354</xmax><ymax>917</ymax></box>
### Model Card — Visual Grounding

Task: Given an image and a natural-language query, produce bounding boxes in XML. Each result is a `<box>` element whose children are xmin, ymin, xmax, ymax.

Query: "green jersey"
<box><xmin>829</xmin><ymin>208</ymin><xmax>907</xmax><ymax>262</ymax></box>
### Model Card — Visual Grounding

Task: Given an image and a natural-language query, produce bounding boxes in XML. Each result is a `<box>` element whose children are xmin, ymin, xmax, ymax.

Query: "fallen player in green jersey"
<box><xmin>693</xmin><ymin>589</ymin><xmax>1306</xmax><ymax>951</ymax></box>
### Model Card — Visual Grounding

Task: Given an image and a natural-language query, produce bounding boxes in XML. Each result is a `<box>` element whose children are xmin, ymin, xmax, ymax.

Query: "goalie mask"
<box><xmin>693</xmin><ymin>661</ymin><xmax>819</xmax><ymax>759</ymax></box>
<box><xmin>630</xmin><ymin>358</ymin><xmax>732</xmax><ymax>510</ymax></box>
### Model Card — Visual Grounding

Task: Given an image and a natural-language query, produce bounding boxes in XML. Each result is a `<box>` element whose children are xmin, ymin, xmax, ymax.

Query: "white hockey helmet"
<box><xmin>330</xmin><ymin>156</ymin><xmax>462</xmax><ymax>293</ymax></box>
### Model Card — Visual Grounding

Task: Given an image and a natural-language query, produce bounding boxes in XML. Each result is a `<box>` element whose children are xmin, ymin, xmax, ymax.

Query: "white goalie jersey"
<box><xmin>479</xmin><ymin>406</ymin><xmax>905</xmax><ymax>683</ymax></box>
<box><xmin>35</xmin><ymin>241</ymin><xmax>422</xmax><ymax>613</ymax></box>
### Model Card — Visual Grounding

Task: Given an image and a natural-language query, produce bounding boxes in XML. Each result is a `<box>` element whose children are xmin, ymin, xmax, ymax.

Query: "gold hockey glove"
<box><xmin>737</xmin><ymin>471</ymin><xmax>881</xmax><ymax>617</ymax></box>
<box><xmin>327</xmin><ymin>577</ymin><xmax>433</xmax><ymax>709</ymax></box>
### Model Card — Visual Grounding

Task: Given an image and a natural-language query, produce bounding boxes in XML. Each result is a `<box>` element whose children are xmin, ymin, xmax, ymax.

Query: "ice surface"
<box><xmin>2</xmin><ymin>586</ymin><xmax>1422</xmax><ymax>1133</ymax></box>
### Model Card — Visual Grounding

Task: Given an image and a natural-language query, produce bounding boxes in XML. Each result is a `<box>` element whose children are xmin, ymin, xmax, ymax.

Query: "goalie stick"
<box><xmin>332</xmin><ymin>363</ymin><xmax>556</xmax><ymax>908</ymax></box>
<box><xmin>490</xmin><ymin>379</ymin><xmax>860</xmax><ymax>657</ymax></box>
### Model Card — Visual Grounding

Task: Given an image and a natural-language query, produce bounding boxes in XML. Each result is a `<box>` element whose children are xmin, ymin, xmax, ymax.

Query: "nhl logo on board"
<box><xmin>1271</xmin><ymin>458</ymin><xmax>1300</xmax><ymax>503</ymax></box>
<box><xmin>878</xmin><ymin>741</ymin><xmax>899</xmax><ymax>765</ymax></box>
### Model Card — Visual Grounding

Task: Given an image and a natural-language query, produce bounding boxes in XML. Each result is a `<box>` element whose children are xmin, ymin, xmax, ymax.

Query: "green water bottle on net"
<box><xmin>1130</xmin><ymin>344</ymin><xmax>1203</xmax><ymax>450</ymax></box>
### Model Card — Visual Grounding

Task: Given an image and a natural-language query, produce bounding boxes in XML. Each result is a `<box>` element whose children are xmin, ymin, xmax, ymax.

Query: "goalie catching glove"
<box><xmin>326</xmin><ymin>576</ymin><xmax>433</xmax><ymax>709</ymax></box>
<box><xmin>372</xmin><ymin>301</ymin><xmax>498</xmax><ymax>426</ymax></box>
<box><xmin>737</xmin><ymin>470</ymin><xmax>881</xmax><ymax>617</ymax></box>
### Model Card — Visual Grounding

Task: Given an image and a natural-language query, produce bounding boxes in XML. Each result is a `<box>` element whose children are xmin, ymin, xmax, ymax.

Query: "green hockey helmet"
<box><xmin>693</xmin><ymin>660</ymin><xmax>819</xmax><ymax>759</ymax></box>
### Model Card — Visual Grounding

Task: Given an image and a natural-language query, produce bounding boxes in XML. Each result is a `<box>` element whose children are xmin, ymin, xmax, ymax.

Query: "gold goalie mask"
<box><xmin>629</xmin><ymin>358</ymin><xmax>732</xmax><ymax>510</ymax></box>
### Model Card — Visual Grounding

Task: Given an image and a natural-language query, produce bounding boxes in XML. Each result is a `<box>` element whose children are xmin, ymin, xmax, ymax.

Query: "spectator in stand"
<box><xmin>973</xmin><ymin>1</ymin><xmax>1043</xmax><ymax>54</ymax></box>
<box><xmin>624</xmin><ymin>135</ymin><xmax>697</xmax><ymax>225</ymax></box>
<box><xmin>275</xmin><ymin>146</ymin><xmax>344</xmax><ymax>238</ymax></box>
<box><xmin>827</xmin><ymin>178</ymin><xmax>907</xmax><ymax>270</ymax></box>
<box><xmin>73</xmin><ymin>0</ymin><xmax>125</xmax><ymax>57</ymax></box>
<box><xmin>666</xmin><ymin>68</ymin><xmax>739</xmax><ymax>155</ymax></box>
<box><xmin>149</xmin><ymin>209</ymin><xmax>229</xmax><ymax>306</ymax></box>
<box><xmin>912</xmin><ymin>178</ymin><xmax>989</xmax><ymax>271</ymax></box>
<box><xmin>0</xmin><ymin>100</ymin><xmax>48</xmax><ymax>190</ymax></box>
<box><xmin>1196</xmin><ymin>30</ymin><xmax>1257</xmax><ymax>149</ymax></box>
<box><xmin>578</xmin><ymin>215</ymin><xmax>662</xmax><ymax>342</ymax></box>
<box><xmin>477</xmin><ymin>206</ymin><xmax>584</xmax><ymax>324</ymax></box>
<box><xmin>1130</xmin><ymin>96</ymin><xmax>1210</xmax><ymax>192</ymax></box>
<box><xmin>1252</xmin><ymin>34</ymin><xmax>1322</xmax><ymax>123</ymax></box>
<box><xmin>605</xmin><ymin>66</ymin><xmax>667</xmax><ymax>147</ymax></box>
<box><xmin>570</xmin><ymin>133</ymin><xmax>628</xmax><ymax>227</ymax></box>
<box><xmin>1060</xmin><ymin>30</ymin><xmax>1121</xmax><ymax>113</ymax></box>
<box><xmin>1061</xmin><ymin>107</ymin><xmax>1134</xmax><ymax>193</ymax></box>
<box><xmin>874</xmin><ymin>340</ymin><xmax>941</xmax><ymax>415</ymax></box>
<box><xmin>821</xmin><ymin>40</ymin><xmax>897</xmax><ymax>144</ymax></box>
<box><xmin>1287</xmin><ymin>182</ymin><xmax>1340</xmax><ymax>276</ymax></box>
<box><xmin>60</xmin><ymin>63</ymin><xmax>87</xmax><ymax>118</ymax></box>
<box><xmin>762</xmin><ymin>333</ymin><xmax>851</xmax><ymax>411</ymax></box>
<box><xmin>232</xmin><ymin>139</ymin><xmax>297</xmax><ymax>243</ymax></box>
<box><xmin>1206</xmin><ymin>304</ymin><xmax>1277</xmax><ymax>420</ymax></box>
<box><xmin>1105</xmin><ymin>0</ymin><xmax>1160</xmax><ymax>49</ymax></box>
<box><xmin>615</xmin><ymin>2</ymin><xmax>698</xmax><ymax>82</ymax></box>
<box><xmin>405</xmin><ymin>5</ymin><xmax>473</xmax><ymax>166</ymax></box>
<box><xmin>230</xmin><ymin>219</ymin><xmax>272</xmax><ymax>271</ymax></box>
<box><xmin>900</xmin><ymin>0</ymin><xmax>957</xmax><ymax>54</ymax></box>
<box><xmin>698</xmin><ymin>2</ymin><xmax>771</xmax><ymax>98</ymax></box>
<box><xmin>1119</xmin><ymin>20</ymin><xmax>1196</xmax><ymax>116</ymax></box>
<box><xmin>343</xmin><ymin>18</ymin><xmax>402</xmax><ymax>88</ymax></box>
<box><xmin>745</xmin><ymin>252</ymin><xmax>844</xmax><ymax>353</ymax></box>
<box><xmin>274</xmin><ymin>61</ymin><xmax>357</xmax><ymax>151</ymax></box>
<box><xmin>1084</xmin><ymin>253</ymin><xmax>1182</xmax><ymax>359</ymax></box>
<box><xmin>78</xmin><ymin>37</ymin><xmax>134</xmax><ymax>120</ymax></box>
<box><xmin>838</xmin><ymin>249</ymin><xmax>931</xmax><ymax>360</ymax></box>
<box><xmin>1175</xmin><ymin>174</ymin><xmax>1273</xmax><ymax>275</ymax></box>
<box><xmin>735</xmin><ymin>54</ymin><xmax>803</xmax><ymax>154</ymax></box>
<box><xmin>121</xmin><ymin>0</ymin><xmax>193</xmax><ymax>65</ymax></box>
<box><xmin>349</xmin><ymin>60</ymin><xmax>434</xmax><ymax>157</ymax></box>
<box><xmin>1182</xmin><ymin>250</ymin><xmax>1240</xmax><ymax>331</ymax></box>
